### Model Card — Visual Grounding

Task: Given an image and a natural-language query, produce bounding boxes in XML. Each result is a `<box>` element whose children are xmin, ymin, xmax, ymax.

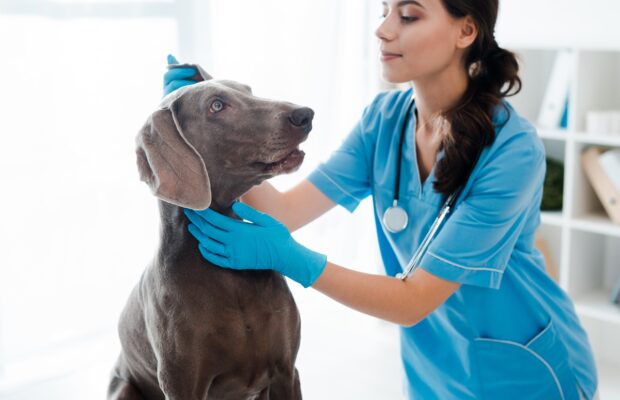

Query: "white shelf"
<box><xmin>538</xmin><ymin>128</ymin><xmax>571</xmax><ymax>141</ymax></box>
<box><xmin>540</xmin><ymin>211</ymin><xmax>564</xmax><ymax>227</ymax></box>
<box><xmin>597</xmin><ymin>359</ymin><xmax>620</xmax><ymax>400</ymax></box>
<box><xmin>537</xmin><ymin>129</ymin><xmax>620</xmax><ymax>148</ymax></box>
<box><xmin>573</xmin><ymin>133</ymin><xmax>620</xmax><ymax>147</ymax></box>
<box><xmin>571</xmin><ymin>214</ymin><xmax>620</xmax><ymax>238</ymax></box>
<box><xmin>575</xmin><ymin>290</ymin><xmax>620</xmax><ymax>325</ymax></box>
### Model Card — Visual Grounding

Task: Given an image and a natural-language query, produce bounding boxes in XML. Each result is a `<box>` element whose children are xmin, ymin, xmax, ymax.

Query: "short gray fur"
<box><xmin>107</xmin><ymin>64</ymin><xmax>315</xmax><ymax>400</ymax></box>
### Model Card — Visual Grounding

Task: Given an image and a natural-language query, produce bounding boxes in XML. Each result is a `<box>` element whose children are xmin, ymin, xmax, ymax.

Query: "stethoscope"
<box><xmin>382</xmin><ymin>95</ymin><xmax>465</xmax><ymax>280</ymax></box>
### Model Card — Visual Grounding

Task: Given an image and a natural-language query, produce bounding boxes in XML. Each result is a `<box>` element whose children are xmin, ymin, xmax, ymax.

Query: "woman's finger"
<box><xmin>232</xmin><ymin>202</ymin><xmax>278</xmax><ymax>227</ymax></box>
<box><xmin>198</xmin><ymin>245</ymin><xmax>232</xmax><ymax>268</ymax></box>
<box><xmin>188</xmin><ymin>224</ymin><xmax>228</xmax><ymax>256</ymax></box>
<box><xmin>186</xmin><ymin>208</ymin><xmax>245</xmax><ymax>232</ymax></box>
<box><xmin>164</xmin><ymin>80</ymin><xmax>197</xmax><ymax>94</ymax></box>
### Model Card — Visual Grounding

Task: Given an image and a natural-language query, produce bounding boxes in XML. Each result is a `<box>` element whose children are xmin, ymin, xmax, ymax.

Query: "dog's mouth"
<box><xmin>255</xmin><ymin>147</ymin><xmax>305</xmax><ymax>174</ymax></box>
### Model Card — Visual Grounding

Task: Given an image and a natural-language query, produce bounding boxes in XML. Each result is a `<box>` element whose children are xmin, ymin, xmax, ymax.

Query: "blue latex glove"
<box><xmin>163</xmin><ymin>54</ymin><xmax>198</xmax><ymax>97</ymax></box>
<box><xmin>183</xmin><ymin>202</ymin><xmax>328</xmax><ymax>288</ymax></box>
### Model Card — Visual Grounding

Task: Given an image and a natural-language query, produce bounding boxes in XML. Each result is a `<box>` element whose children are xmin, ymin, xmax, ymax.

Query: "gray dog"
<box><xmin>107</xmin><ymin>65</ymin><xmax>313</xmax><ymax>400</ymax></box>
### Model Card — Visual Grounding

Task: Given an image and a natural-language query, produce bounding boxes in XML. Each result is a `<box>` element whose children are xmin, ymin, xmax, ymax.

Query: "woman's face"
<box><xmin>376</xmin><ymin>0</ymin><xmax>467</xmax><ymax>83</ymax></box>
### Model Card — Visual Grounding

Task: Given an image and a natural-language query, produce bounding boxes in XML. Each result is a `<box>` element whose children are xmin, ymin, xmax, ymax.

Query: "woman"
<box><xmin>168</xmin><ymin>0</ymin><xmax>598</xmax><ymax>398</ymax></box>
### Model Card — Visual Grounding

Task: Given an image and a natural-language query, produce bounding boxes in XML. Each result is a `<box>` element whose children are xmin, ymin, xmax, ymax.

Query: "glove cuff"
<box><xmin>291</xmin><ymin>242</ymin><xmax>328</xmax><ymax>288</ymax></box>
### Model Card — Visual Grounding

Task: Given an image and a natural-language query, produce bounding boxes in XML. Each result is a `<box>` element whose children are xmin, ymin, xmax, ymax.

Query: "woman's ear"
<box><xmin>456</xmin><ymin>16</ymin><xmax>478</xmax><ymax>49</ymax></box>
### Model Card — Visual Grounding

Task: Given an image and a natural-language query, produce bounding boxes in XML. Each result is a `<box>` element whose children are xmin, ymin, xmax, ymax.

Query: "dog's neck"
<box><xmin>155</xmin><ymin>195</ymin><xmax>239</xmax><ymax>264</ymax></box>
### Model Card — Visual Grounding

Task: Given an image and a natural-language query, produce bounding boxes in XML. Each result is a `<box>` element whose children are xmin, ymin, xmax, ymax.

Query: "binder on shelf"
<box><xmin>581</xmin><ymin>147</ymin><xmax>620</xmax><ymax>225</ymax></box>
<box><xmin>560</xmin><ymin>98</ymin><xmax>569</xmax><ymax>129</ymax></box>
<box><xmin>537</xmin><ymin>50</ymin><xmax>573</xmax><ymax>129</ymax></box>
<box><xmin>599</xmin><ymin>149</ymin><xmax>620</xmax><ymax>192</ymax></box>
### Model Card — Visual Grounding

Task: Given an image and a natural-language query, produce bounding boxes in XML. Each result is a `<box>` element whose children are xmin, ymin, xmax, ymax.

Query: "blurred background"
<box><xmin>0</xmin><ymin>0</ymin><xmax>619</xmax><ymax>399</ymax></box>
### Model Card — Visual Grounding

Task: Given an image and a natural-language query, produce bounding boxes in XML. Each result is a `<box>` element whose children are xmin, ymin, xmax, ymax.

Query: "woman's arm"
<box><xmin>241</xmin><ymin>179</ymin><xmax>336</xmax><ymax>233</ymax></box>
<box><xmin>186</xmin><ymin>198</ymin><xmax>459</xmax><ymax>325</ymax></box>
<box><xmin>312</xmin><ymin>262</ymin><xmax>460</xmax><ymax>327</ymax></box>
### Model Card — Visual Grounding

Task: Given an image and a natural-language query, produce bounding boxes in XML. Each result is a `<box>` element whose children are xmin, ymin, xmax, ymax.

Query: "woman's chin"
<box><xmin>380</xmin><ymin>72</ymin><xmax>411</xmax><ymax>85</ymax></box>
<box><xmin>379</xmin><ymin>67</ymin><xmax>413</xmax><ymax>85</ymax></box>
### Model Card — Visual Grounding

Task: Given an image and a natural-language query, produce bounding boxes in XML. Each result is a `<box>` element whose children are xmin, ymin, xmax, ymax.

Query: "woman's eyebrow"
<box><xmin>382</xmin><ymin>1</ymin><xmax>425</xmax><ymax>10</ymax></box>
<box><xmin>397</xmin><ymin>0</ymin><xmax>425</xmax><ymax>8</ymax></box>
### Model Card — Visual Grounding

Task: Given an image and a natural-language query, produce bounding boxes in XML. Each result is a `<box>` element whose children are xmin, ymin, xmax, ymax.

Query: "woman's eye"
<box><xmin>401</xmin><ymin>15</ymin><xmax>419</xmax><ymax>23</ymax></box>
<box><xmin>210</xmin><ymin>100</ymin><xmax>224</xmax><ymax>113</ymax></box>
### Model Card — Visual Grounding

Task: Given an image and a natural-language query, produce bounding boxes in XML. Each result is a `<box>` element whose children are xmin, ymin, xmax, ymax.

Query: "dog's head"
<box><xmin>136</xmin><ymin>67</ymin><xmax>313</xmax><ymax>210</ymax></box>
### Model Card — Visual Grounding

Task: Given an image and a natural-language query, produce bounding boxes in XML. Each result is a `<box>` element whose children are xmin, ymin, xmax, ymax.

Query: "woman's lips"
<box><xmin>380</xmin><ymin>52</ymin><xmax>402</xmax><ymax>61</ymax></box>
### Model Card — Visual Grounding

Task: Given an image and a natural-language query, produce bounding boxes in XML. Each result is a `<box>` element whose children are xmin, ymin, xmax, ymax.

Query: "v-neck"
<box><xmin>408</xmin><ymin>101</ymin><xmax>439</xmax><ymax>197</ymax></box>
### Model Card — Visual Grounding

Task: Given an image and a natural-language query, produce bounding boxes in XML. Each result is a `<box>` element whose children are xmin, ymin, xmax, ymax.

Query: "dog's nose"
<box><xmin>288</xmin><ymin>107</ymin><xmax>314</xmax><ymax>129</ymax></box>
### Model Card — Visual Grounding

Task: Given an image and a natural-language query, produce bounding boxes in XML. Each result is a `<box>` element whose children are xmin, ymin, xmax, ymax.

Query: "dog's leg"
<box><xmin>153</xmin><ymin>343</ymin><xmax>215</xmax><ymax>399</ymax></box>
<box><xmin>291</xmin><ymin>368</ymin><xmax>303</xmax><ymax>400</ymax></box>
<box><xmin>257</xmin><ymin>386</ymin><xmax>270</xmax><ymax>400</ymax></box>
<box><xmin>107</xmin><ymin>355</ymin><xmax>145</xmax><ymax>400</ymax></box>
<box><xmin>108</xmin><ymin>377</ymin><xmax>145</xmax><ymax>400</ymax></box>
<box><xmin>268</xmin><ymin>367</ymin><xmax>302</xmax><ymax>400</ymax></box>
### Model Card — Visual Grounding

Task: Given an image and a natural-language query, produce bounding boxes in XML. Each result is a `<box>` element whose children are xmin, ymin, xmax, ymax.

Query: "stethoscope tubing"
<box><xmin>387</xmin><ymin>94</ymin><xmax>467</xmax><ymax>280</ymax></box>
<box><xmin>396</xmin><ymin>190</ymin><xmax>459</xmax><ymax>280</ymax></box>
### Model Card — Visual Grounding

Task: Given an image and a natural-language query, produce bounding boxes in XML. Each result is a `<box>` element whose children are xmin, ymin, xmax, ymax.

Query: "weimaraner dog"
<box><xmin>107</xmin><ymin>64</ymin><xmax>313</xmax><ymax>400</ymax></box>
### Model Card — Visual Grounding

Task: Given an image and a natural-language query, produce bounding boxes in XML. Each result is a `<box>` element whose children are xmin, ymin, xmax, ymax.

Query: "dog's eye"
<box><xmin>210</xmin><ymin>100</ymin><xmax>225</xmax><ymax>113</ymax></box>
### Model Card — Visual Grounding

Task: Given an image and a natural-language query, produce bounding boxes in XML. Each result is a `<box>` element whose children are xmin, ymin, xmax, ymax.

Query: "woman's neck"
<box><xmin>411</xmin><ymin>60</ymin><xmax>469</xmax><ymax>135</ymax></box>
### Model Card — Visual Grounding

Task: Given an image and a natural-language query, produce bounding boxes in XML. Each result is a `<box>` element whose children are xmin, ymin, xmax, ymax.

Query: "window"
<box><xmin>0</xmin><ymin>1</ymin><xmax>178</xmax><ymax>394</ymax></box>
<box><xmin>0</xmin><ymin>1</ymin><xmax>386</xmax><ymax>398</ymax></box>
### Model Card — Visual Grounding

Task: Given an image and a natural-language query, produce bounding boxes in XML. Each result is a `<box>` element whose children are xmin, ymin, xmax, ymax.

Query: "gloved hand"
<box><xmin>184</xmin><ymin>202</ymin><xmax>328</xmax><ymax>288</ymax></box>
<box><xmin>163</xmin><ymin>54</ymin><xmax>198</xmax><ymax>97</ymax></box>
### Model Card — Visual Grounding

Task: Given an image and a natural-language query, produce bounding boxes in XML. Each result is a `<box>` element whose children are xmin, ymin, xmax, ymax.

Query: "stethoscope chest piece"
<box><xmin>383</xmin><ymin>201</ymin><xmax>409</xmax><ymax>233</ymax></box>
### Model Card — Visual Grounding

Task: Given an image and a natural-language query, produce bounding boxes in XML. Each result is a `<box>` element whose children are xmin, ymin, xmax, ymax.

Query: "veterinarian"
<box><xmin>172</xmin><ymin>0</ymin><xmax>598</xmax><ymax>398</ymax></box>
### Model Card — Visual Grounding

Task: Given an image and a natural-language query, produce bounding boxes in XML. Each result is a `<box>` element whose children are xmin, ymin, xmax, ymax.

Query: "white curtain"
<box><xmin>0</xmin><ymin>1</ymin><xmax>179</xmax><ymax>397</ymax></box>
<box><xmin>0</xmin><ymin>1</ymin><xmax>402</xmax><ymax>398</ymax></box>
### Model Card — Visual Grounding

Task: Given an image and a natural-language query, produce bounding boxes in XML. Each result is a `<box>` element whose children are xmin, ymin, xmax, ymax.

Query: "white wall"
<box><xmin>497</xmin><ymin>0</ymin><xmax>620</xmax><ymax>50</ymax></box>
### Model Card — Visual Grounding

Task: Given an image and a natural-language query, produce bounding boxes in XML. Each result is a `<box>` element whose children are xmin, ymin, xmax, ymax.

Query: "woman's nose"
<box><xmin>375</xmin><ymin>17</ymin><xmax>397</xmax><ymax>42</ymax></box>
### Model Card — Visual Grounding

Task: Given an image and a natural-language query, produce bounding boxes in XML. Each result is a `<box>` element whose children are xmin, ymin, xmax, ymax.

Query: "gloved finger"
<box><xmin>188</xmin><ymin>224</ymin><xmax>229</xmax><ymax>256</ymax></box>
<box><xmin>198</xmin><ymin>244</ymin><xmax>232</xmax><ymax>268</ymax></box>
<box><xmin>167</xmin><ymin>54</ymin><xmax>179</xmax><ymax>65</ymax></box>
<box><xmin>164</xmin><ymin>67</ymin><xmax>197</xmax><ymax>82</ymax></box>
<box><xmin>232</xmin><ymin>202</ymin><xmax>278</xmax><ymax>227</ymax></box>
<box><xmin>187</xmin><ymin>208</ymin><xmax>245</xmax><ymax>232</ymax></box>
<box><xmin>184</xmin><ymin>210</ymin><xmax>232</xmax><ymax>237</ymax></box>
<box><xmin>164</xmin><ymin>80</ymin><xmax>197</xmax><ymax>95</ymax></box>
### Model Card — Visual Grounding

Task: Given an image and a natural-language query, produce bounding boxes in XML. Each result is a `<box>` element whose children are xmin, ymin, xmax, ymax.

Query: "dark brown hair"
<box><xmin>433</xmin><ymin>0</ymin><xmax>521</xmax><ymax>197</ymax></box>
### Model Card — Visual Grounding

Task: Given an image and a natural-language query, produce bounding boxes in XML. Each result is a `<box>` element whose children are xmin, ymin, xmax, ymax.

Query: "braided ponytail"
<box><xmin>433</xmin><ymin>0</ymin><xmax>521</xmax><ymax>197</ymax></box>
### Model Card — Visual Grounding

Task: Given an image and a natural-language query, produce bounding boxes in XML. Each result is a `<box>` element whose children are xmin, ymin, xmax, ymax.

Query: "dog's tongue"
<box><xmin>267</xmin><ymin>149</ymin><xmax>305</xmax><ymax>173</ymax></box>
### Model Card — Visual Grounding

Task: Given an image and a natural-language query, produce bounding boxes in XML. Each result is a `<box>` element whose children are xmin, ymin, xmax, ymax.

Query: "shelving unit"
<box><xmin>509</xmin><ymin>47</ymin><xmax>620</xmax><ymax>399</ymax></box>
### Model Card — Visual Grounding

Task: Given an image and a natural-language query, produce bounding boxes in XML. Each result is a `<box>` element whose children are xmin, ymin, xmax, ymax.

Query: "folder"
<box><xmin>537</xmin><ymin>50</ymin><xmax>573</xmax><ymax>129</ymax></box>
<box><xmin>581</xmin><ymin>147</ymin><xmax>620</xmax><ymax>225</ymax></box>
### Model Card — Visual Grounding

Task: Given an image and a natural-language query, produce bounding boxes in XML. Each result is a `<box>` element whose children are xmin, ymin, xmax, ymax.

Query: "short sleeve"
<box><xmin>420</xmin><ymin>132</ymin><xmax>546</xmax><ymax>289</ymax></box>
<box><xmin>307</xmin><ymin>96</ymin><xmax>383</xmax><ymax>213</ymax></box>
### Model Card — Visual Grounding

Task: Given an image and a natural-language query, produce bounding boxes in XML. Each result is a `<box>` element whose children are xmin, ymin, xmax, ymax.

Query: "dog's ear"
<box><xmin>194</xmin><ymin>64</ymin><xmax>213</xmax><ymax>81</ymax></box>
<box><xmin>135</xmin><ymin>101</ymin><xmax>211</xmax><ymax>210</ymax></box>
<box><xmin>172</xmin><ymin>63</ymin><xmax>213</xmax><ymax>82</ymax></box>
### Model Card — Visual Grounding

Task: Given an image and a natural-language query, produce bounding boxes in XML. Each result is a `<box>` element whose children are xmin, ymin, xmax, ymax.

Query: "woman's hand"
<box><xmin>163</xmin><ymin>54</ymin><xmax>198</xmax><ymax>97</ymax></box>
<box><xmin>184</xmin><ymin>202</ymin><xmax>328</xmax><ymax>288</ymax></box>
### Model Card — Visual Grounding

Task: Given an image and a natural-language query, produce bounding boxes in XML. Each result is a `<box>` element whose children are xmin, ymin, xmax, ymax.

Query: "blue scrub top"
<box><xmin>307</xmin><ymin>88</ymin><xmax>597</xmax><ymax>400</ymax></box>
